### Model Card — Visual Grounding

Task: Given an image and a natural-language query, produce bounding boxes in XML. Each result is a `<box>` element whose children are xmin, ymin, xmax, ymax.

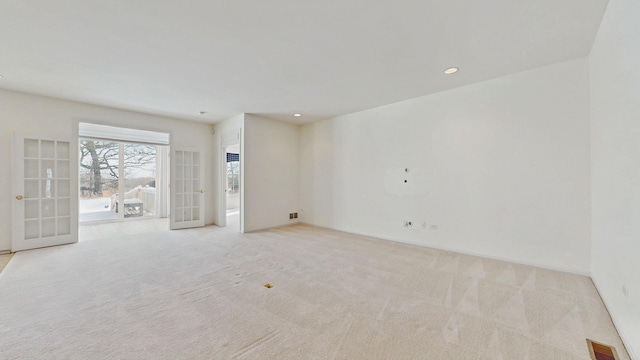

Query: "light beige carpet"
<box><xmin>0</xmin><ymin>221</ymin><xmax>630</xmax><ymax>359</ymax></box>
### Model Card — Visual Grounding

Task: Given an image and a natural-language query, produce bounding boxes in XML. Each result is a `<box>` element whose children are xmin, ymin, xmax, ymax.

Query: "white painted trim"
<box><xmin>157</xmin><ymin>145</ymin><xmax>169</xmax><ymax>219</ymax></box>
<box><xmin>299</xmin><ymin>222</ymin><xmax>591</xmax><ymax>277</ymax></box>
<box><xmin>218</xmin><ymin>147</ymin><xmax>227</xmax><ymax>228</ymax></box>
<box><xmin>73</xmin><ymin>118</ymin><xmax>175</xmax><ymax>146</ymax></box>
<box><xmin>590</xmin><ymin>276</ymin><xmax>638</xmax><ymax>360</ymax></box>
<box><xmin>243</xmin><ymin>220</ymin><xmax>301</xmax><ymax>233</ymax></box>
<box><xmin>239</xmin><ymin>128</ymin><xmax>245</xmax><ymax>234</ymax></box>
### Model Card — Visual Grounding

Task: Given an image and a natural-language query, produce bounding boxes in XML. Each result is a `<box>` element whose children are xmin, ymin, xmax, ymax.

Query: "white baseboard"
<box><xmin>0</xmin><ymin>249</ymin><xmax>11</xmax><ymax>255</ymax></box>
<box><xmin>244</xmin><ymin>220</ymin><xmax>300</xmax><ymax>233</ymax></box>
<box><xmin>299</xmin><ymin>222</ymin><xmax>591</xmax><ymax>277</ymax></box>
<box><xmin>590</xmin><ymin>276</ymin><xmax>638</xmax><ymax>360</ymax></box>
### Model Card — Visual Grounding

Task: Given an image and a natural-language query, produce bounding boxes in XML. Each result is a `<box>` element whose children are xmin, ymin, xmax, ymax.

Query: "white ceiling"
<box><xmin>0</xmin><ymin>0</ymin><xmax>608</xmax><ymax>124</ymax></box>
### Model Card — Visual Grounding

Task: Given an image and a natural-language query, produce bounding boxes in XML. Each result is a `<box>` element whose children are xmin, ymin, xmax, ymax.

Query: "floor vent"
<box><xmin>587</xmin><ymin>339</ymin><xmax>619</xmax><ymax>360</ymax></box>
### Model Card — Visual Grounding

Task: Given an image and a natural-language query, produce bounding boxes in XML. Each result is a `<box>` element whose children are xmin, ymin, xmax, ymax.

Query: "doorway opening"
<box><xmin>77</xmin><ymin>123</ymin><xmax>170</xmax><ymax>225</ymax></box>
<box><xmin>78</xmin><ymin>139</ymin><xmax>168</xmax><ymax>222</ymax></box>
<box><xmin>224</xmin><ymin>144</ymin><xmax>241</xmax><ymax>231</ymax></box>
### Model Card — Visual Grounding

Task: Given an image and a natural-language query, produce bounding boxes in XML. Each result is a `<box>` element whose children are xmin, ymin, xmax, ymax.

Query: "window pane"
<box><xmin>40</xmin><ymin>140</ymin><xmax>55</xmax><ymax>159</ymax></box>
<box><xmin>79</xmin><ymin>139</ymin><xmax>119</xmax><ymax>222</ymax></box>
<box><xmin>24</xmin><ymin>139</ymin><xmax>39</xmax><ymax>158</ymax></box>
<box><xmin>123</xmin><ymin>143</ymin><xmax>157</xmax><ymax>218</ymax></box>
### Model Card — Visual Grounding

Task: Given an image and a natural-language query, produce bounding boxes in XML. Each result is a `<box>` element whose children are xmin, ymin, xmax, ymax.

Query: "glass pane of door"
<box><xmin>23</xmin><ymin>139</ymin><xmax>72</xmax><ymax>238</ymax></box>
<box><xmin>13</xmin><ymin>136</ymin><xmax>76</xmax><ymax>251</ymax></box>
<box><xmin>123</xmin><ymin>143</ymin><xmax>158</xmax><ymax>218</ymax></box>
<box><xmin>171</xmin><ymin>149</ymin><xmax>204</xmax><ymax>229</ymax></box>
<box><xmin>226</xmin><ymin>153</ymin><xmax>240</xmax><ymax>215</ymax></box>
<box><xmin>78</xmin><ymin>139</ymin><xmax>119</xmax><ymax>222</ymax></box>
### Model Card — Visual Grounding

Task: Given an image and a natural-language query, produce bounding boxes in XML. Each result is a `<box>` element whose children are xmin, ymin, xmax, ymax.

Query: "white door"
<box><xmin>170</xmin><ymin>148</ymin><xmax>205</xmax><ymax>230</ymax></box>
<box><xmin>12</xmin><ymin>135</ymin><xmax>77</xmax><ymax>251</ymax></box>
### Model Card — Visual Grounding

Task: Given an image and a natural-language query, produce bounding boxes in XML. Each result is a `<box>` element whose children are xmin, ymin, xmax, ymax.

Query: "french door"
<box><xmin>12</xmin><ymin>135</ymin><xmax>77</xmax><ymax>251</ymax></box>
<box><xmin>170</xmin><ymin>148</ymin><xmax>205</xmax><ymax>230</ymax></box>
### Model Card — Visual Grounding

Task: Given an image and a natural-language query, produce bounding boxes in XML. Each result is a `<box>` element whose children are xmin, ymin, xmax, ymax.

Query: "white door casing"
<box><xmin>12</xmin><ymin>134</ymin><xmax>78</xmax><ymax>251</ymax></box>
<box><xmin>170</xmin><ymin>147</ymin><xmax>205</xmax><ymax>230</ymax></box>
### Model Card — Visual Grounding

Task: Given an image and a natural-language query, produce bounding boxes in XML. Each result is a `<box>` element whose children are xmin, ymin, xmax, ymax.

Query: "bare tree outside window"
<box><xmin>79</xmin><ymin>139</ymin><xmax>158</xmax><ymax>222</ymax></box>
<box><xmin>79</xmin><ymin>140</ymin><xmax>156</xmax><ymax>197</ymax></box>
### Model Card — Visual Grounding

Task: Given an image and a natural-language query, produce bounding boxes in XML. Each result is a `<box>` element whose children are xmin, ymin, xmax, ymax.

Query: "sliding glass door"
<box><xmin>122</xmin><ymin>143</ymin><xmax>158</xmax><ymax>218</ymax></box>
<box><xmin>78</xmin><ymin>139</ymin><xmax>119</xmax><ymax>222</ymax></box>
<box><xmin>79</xmin><ymin>139</ymin><xmax>162</xmax><ymax>222</ymax></box>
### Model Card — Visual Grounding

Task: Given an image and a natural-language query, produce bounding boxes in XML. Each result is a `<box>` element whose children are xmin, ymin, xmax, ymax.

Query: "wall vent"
<box><xmin>587</xmin><ymin>339</ymin><xmax>619</xmax><ymax>360</ymax></box>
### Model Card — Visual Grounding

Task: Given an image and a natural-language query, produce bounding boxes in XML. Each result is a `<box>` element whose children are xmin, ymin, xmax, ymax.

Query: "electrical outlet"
<box><xmin>429</xmin><ymin>224</ymin><xmax>438</xmax><ymax>230</ymax></box>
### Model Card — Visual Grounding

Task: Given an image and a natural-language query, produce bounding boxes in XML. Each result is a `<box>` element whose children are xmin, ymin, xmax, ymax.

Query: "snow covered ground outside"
<box><xmin>79</xmin><ymin>197</ymin><xmax>112</xmax><ymax>213</ymax></box>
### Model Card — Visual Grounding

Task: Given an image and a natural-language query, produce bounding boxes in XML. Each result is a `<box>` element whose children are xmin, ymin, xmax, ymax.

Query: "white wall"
<box><xmin>243</xmin><ymin>114</ymin><xmax>299</xmax><ymax>232</ymax></box>
<box><xmin>0</xmin><ymin>89</ymin><xmax>217</xmax><ymax>251</ymax></box>
<box><xmin>300</xmin><ymin>58</ymin><xmax>592</xmax><ymax>274</ymax></box>
<box><xmin>590</xmin><ymin>0</ymin><xmax>640</xmax><ymax>357</ymax></box>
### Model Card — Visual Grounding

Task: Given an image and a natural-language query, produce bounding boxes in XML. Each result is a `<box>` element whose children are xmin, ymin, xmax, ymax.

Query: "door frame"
<box><xmin>77</xmin><ymin>138</ymin><xmax>168</xmax><ymax>223</ymax></box>
<box><xmin>76</xmin><ymin>119</ymin><xmax>173</xmax><ymax>225</ymax></box>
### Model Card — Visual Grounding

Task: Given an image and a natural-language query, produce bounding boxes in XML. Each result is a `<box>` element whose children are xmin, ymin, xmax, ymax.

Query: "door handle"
<box><xmin>200</xmin><ymin>189</ymin><xmax>205</xmax><ymax>194</ymax></box>
<box><xmin>16</xmin><ymin>195</ymin><xmax>23</xmax><ymax>200</ymax></box>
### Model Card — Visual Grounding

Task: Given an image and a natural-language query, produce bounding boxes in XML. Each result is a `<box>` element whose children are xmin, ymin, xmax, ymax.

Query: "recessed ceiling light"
<box><xmin>199</xmin><ymin>111</ymin><xmax>207</xmax><ymax>115</ymax></box>
<box><xmin>444</xmin><ymin>67</ymin><xmax>459</xmax><ymax>75</ymax></box>
<box><xmin>293</xmin><ymin>113</ymin><xmax>302</xmax><ymax>117</ymax></box>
